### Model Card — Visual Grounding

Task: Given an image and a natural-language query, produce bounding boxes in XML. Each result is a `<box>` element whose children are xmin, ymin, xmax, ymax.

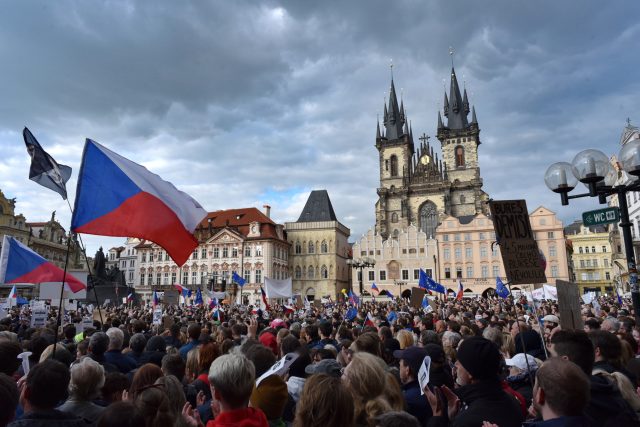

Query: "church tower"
<box><xmin>375</xmin><ymin>76</ymin><xmax>414</xmax><ymax>239</ymax></box>
<box><xmin>437</xmin><ymin>66</ymin><xmax>487</xmax><ymax>216</ymax></box>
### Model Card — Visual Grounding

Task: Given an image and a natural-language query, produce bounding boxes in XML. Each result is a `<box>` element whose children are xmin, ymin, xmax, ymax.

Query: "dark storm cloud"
<box><xmin>1</xmin><ymin>0</ymin><xmax>639</xmax><ymax>252</ymax></box>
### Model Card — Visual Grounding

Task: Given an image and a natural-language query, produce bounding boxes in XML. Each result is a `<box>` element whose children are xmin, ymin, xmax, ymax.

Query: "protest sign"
<box><xmin>30</xmin><ymin>300</ymin><xmax>46</xmax><ymax>310</ymax></box>
<box><xmin>30</xmin><ymin>308</ymin><xmax>47</xmax><ymax>328</ymax></box>
<box><xmin>418</xmin><ymin>355</ymin><xmax>432</xmax><ymax>395</ymax></box>
<box><xmin>556</xmin><ymin>280</ymin><xmax>584</xmax><ymax>330</ymax></box>
<box><xmin>82</xmin><ymin>316</ymin><xmax>94</xmax><ymax>331</ymax></box>
<box><xmin>489</xmin><ymin>200</ymin><xmax>547</xmax><ymax>285</ymax></box>
<box><xmin>410</xmin><ymin>287</ymin><xmax>426</xmax><ymax>309</ymax></box>
<box><xmin>256</xmin><ymin>352</ymin><xmax>299</xmax><ymax>387</ymax></box>
<box><xmin>64</xmin><ymin>300</ymin><xmax>78</xmax><ymax>312</ymax></box>
<box><xmin>152</xmin><ymin>308</ymin><xmax>162</xmax><ymax>325</ymax></box>
<box><xmin>164</xmin><ymin>290</ymin><xmax>179</xmax><ymax>305</ymax></box>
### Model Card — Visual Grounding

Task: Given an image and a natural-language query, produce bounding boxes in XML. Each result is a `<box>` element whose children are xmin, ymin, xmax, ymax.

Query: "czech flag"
<box><xmin>456</xmin><ymin>280</ymin><xmax>464</xmax><ymax>301</ymax></box>
<box><xmin>260</xmin><ymin>286</ymin><xmax>271</xmax><ymax>311</ymax></box>
<box><xmin>8</xmin><ymin>285</ymin><xmax>17</xmax><ymax>299</ymax></box>
<box><xmin>0</xmin><ymin>236</ymin><xmax>86</xmax><ymax>293</ymax></box>
<box><xmin>152</xmin><ymin>290</ymin><xmax>159</xmax><ymax>307</ymax></box>
<box><xmin>371</xmin><ymin>283</ymin><xmax>379</xmax><ymax>294</ymax></box>
<box><xmin>127</xmin><ymin>293</ymin><xmax>134</xmax><ymax>302</ymax></box>
<box><xmin>364</xmin><ymin>312</ymin><xmax>376</xmax><ymax>327</ymax></box>
<box><xmin>173</xmin><ymin>284</ymin><xmax>190</xmax><ymax>297</ymax></box>
<box><xmin>71</xmin><ymin>139</ymin><xmax>207</xmax><ymax>266</ymax></box>
<box><xmin>282</xmin><ymin>304</ymin><xmax>294</xmax><ymax>315</ymax></box>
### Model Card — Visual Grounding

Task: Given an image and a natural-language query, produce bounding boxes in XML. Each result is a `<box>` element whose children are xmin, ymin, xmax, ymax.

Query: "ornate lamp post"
<box><xmin>544</xmin><ymin>140</ymin><xmax>640</xmax><ymax>323</ymax></box>
<box><xmin>346</xmin><ymin>257</ymin><xmax>376</xmax><ymax>295</ymax></box>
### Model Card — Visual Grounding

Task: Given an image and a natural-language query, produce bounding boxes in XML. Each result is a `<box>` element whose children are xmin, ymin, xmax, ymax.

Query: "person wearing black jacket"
<box><xmin>425</xmin><ymin>336</ymin><xmax>523</xmax><ymax>427</ymax></box>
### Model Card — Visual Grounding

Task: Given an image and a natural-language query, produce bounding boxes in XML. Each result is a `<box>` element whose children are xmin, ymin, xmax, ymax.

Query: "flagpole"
<box><xmin>52</xmin><ymin>229</ymin><xmax>74</xmax><ymax>359</ymax></box>
<box><xmin>64</xmin><ymin>199</ymin><xmax>103</xmax><ymax>325</ymax></box>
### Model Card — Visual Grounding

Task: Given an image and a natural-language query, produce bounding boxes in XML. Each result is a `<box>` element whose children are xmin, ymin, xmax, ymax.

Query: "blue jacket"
<box><xmin>104</xmin><ymin>350</ymin><xmax>137</xmax><ymax>374</ymax></box>
<box><xmin>179</xmin><ymin>339</ymin><xmax>199</xmax><ymax>360</ymax></box>
<box><xmin>402</xmin><ymin>380</ymin><xmax>432</xmax><ymax>427</ymax></box>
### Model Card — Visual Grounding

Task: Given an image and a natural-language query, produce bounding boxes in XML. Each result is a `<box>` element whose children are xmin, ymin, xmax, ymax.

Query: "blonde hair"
<box><xmin>185</xmin><ymin>347</ymin><xmax>200</xmax><ymax>382</ymax></box>
<box><xmin>502</xmin><ymin>333</ymin><xmax>516</xmax><ymax>358</ymax></box>
<box><xmin>343</xmin><ymin>352</ymin><xmax>392</xmax><ymax>426</ymax></box>
<box><xmin>396</xmin><ymin>330</ymin><xmax>414</xmax><ymax>350</ymax></box>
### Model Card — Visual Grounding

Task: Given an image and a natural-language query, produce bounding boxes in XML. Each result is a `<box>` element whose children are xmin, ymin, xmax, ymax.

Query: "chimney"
<box><xmin>263</xmin><ymin>204</ymin><xmax>271</xmax><ymax>218</ymax></box>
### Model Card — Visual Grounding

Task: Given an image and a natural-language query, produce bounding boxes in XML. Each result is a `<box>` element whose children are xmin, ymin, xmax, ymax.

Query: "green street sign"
<box><xmin>582</xmin><ymin>207</ymin><xmax>620</xmax><ymax>226</ymax></box>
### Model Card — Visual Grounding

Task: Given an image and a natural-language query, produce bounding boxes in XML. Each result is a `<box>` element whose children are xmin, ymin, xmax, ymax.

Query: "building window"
<box><xmin>580</xmin><ymin>260</ymin><xmax>585</xmax><ymax>268</ymax></box>
<box><xmin>380</xmin><ymin>270</ymin><xmax>387</xmax><ymax>281</ymax></box>
<box><xmin>419</xmin><ymin>201</ymin><xmax>439</xmax><ymax>238</ymax></box>
<box><xmin>142</xmin><ymin>253</ymin><xmax>147</xmax><ymax>262</ymax></box>
<box><xmin>256</xmin><ymin>245</ymin><xmax>262</xmax><ymax>256</ymax></box>
<box><xmin>454</xmin><ymin>234</ymin><xmax>461</xmax><ymax>241</ymax></box>
<box><xmin>171</xmin><ymin>272</ymin><xmax>176</xmax><ymax>284</ymax></box>
<box><xmin>492</xmin><ymin>265</ymin><xmax>500</xmax><ymax>277</ymax></box>
<box><xmin>232</xmin><ymin>247</ymin><xmax>238</xmax><ymax>258</ymax></box>
<box><xmin>163</xmin><ymin>272</ymin><xmax>169</xmax><ymax>285</ymax></box>
<box><xmin>604</xmin><ymin>259</ymin><xmax>609</xmax><ymax>267</ymax></box>
<box><xmin>540</xmin><ymin>218</ymin><xmax>547</xmax><ymax>225</ymax></box>
<box><xmin>321</xmin><ymin>240</ymin><xmax>328</xmax><ymax>253</ymax></box>
<box><xmin>182</xmin><ymin>271</ymin><xmax>188</xmax><ymax>284</ymax></box>
<box><xmin>201</xmin><ymin>248</ymin><xmax>207</xmax><ymax>259</ymax></box>
<box><xmin>413</xmin><ymin>269</ymin><xmax>420</xmax><ymax>280</ymax></box>
<box><xmin>593</xmin><ymin>259</ymin><xmax>598</xmax><ymax>267</ymax></box>
<box><xmin>480</xmin><ymin>246</ymin><xmax>487</xmax><ymax>258</ymax></box>
<box><xmin>445</xmin><ymin>268</ymin><xmax>451</xmax><ymax>279</ymax></box>
<box><xmin>549</xmin><ymin>246</ymin><xmax>556</xmax><ymax>257</ymax></box>
<box><xmin>294</xmin><ymin>266</ymin><xmax>302</xmax><ymax>279</ymax></box>
<box><xmin>165</xmin><ymin>252</ymin><xmax>170</xmax><ymax>261</ymax></box>
<box><xmin>245</xmin><ymin>246</ymin><xmax>251</xmax><ymax>257</ymax></box>
<box><xmin>156</xmin><ymin>274</ymin><xmax>161</xmax><ymax>286</ymax></box>
<box><xmin>425</xmin><ymin>269</ymin><xmax>433</xmax><ymax>278</ymax></box>
<box><xmin>456</xmin><ymin>267</ymin><xmax>462</xmax><ymax>278</ymax></box>
<box><xmin>591</xmin><ymin>246</ymin><xmax>595</xmax><ymax>253</ymax></box>
<box><xmin>213</xmin><ymin>247</ymin><xmax>219</xmax><ymax>258</ymax></box>
<box><xmin>492</xmin><ymin>246</ymin><xmax>498</xmax><ymax>257</ymax></box>
<box><xmin>479</xmin><ymin>232</ymin><xmax>485</xmax><ymax>240</ymax></box>
<box><xmin>551</xmin><ymin>265</ymin><xmax>558</xmax><ymax>278</ymax></box>
<box><xmin>255</xmin><ymin>269</ymin><xmax>262</xmax><ymax>283</ymax></box>
<box><xmin>191</xmin><ymin>272</ymin><xmax>197</xmax><ymax>284</ymax></box>
<box><xmin>140</xmin><ymin>274</ymin><xmax>145</xmax><ymax>286</ymax></box>
<box><xmin>443</xmin><ymin>234</ymin><xmax>449</xmax><ymax>242</ymax></box>
<box><xmin>369</xmin><ymin>271</ymin><xmax>375</xmax><ymax>281</ymax></box>
<box><xmin>150</xmin><ymin>252</ymin><xmax>154</xmax><ymax>262</ymax></box>
<box><xmin>295</xmin><ymin>241</ymin><xmax>302</xmax><ymax>254</ymax></box>
<box><xmin>464</xmin><ymin>233</ymin><xmax>471</xmax><ymax>241</ymax></box>
<box><xmin>455</xmin><ymin>145</ymin><xmax>465</xmax><ymax>167</ymax></box>
<box><xmin>244</xmin><ymin>270</ymin><xmax>251</xmax><ymax>283</ymax></box>
<box><xmin>444</xmin><ymin>248</ymin><xmax>450</xmax><ymax>260</ymax></box>
<box><xmin>586</xmin><ymin>259</ymin><xmax>591</xmax><ymax>267</ymax></box>
<box><xmin>390</xmin><ymin>155</ymin><xmax>398</xmax><ymax>177</ymax></box>
<box><xmin>466</xmin><ymin>266</ymin><xmax>473</xmax><ymax>278</ymax></box>
<box><xmin>321</xmin><ymin>265</ymin><xmax>328</xmax><ymax>279</ymax></box>
<box><xmin>606</xmin><ymin>271</ymin><xmax>611</xmax><ymax>280</ymax></box>
<box><xmin>222</xmin><ymin>247</ymin><xmax>229</xmax><ymax>258</ymax></box>
<box><xmin>481</xmin><ymin>265</ymin><xmax>488</xmax><ymax>278</ymax></box>
<box><xmin>455</xmin><ymin>248</ymin><xmax>461</xmax><ymax>259</ymax></box>
<box><xmin>192</xmin><ymin>250</ymin><xmax>198</xmax><ymax>260</ymax></box>
<box><xmin>391</xmin><ymin>213</ymin><xmax>398</xmax><ymax>223</ymax></box>
<box><xmin>585</xmin><ymin>247</ymin><xmax>589</xmax><ymax>254</ymax></box>
<box><xmin>402</xmin><ymin>269</ymin><xmax>409</xmax><ymax>280</ymax></box>
<box><xmin>307</xmin><ymin>266</ymin><xmax>314</xmax><ymax>279</ymax></box>
<box><xmin>602</xmin><ymin>246</ymin><xmax>607</xmax><ymax>253</ymax></box>
<box><xmin>130</xmin><ymin>260</ymin><xmax>135</xmax><ymax>267</ymax></box>
<box><xmin>148</xmin><ymin>273</ymin><xmax>153</xmax><ymax>286</ymax></box>
<box><xmin>547</xmin><ymin>232</ymin><xmax>554</xmax><ymax>239</ymax></box>
<box><xmin>465</xmin><ymin>247</ymin><xmax>472</xmax><ymax>258</ymax></box>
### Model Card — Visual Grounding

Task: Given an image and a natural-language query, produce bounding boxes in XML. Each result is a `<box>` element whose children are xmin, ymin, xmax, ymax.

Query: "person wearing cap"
<box><xmin>425</xmin><ymin>336</ymin><xmax>523</xmax><ymax>427</ymax></box>
<box><xmin>505</xmin><ymin>353</ymin><xmax>538</xmax><ymax>407</ymax></box>
<box><xmin>305</xmin><ymin>358</ymin><xmax>343</xmax><ymax>378</ymax></box>
<box><xmin>393</xmin><ymin>346</ymin><xmax>432</xmax><ymax>426</ymax></box>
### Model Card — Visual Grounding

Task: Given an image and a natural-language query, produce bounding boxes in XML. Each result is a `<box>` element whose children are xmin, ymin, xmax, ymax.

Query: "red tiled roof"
<box><xmin>199</xmin><ymin>208</ymin><xmax>274</xmax><ymax>228</ymax></box>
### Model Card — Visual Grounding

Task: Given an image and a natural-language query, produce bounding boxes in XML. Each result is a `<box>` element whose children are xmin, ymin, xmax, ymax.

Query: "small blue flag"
<box><xmin>496</xmin><ymin>277</ymin><xmax>510</xmax><ymax>299</ymax></box>
<box><xmin>422</xmin><ymin>296</ymin><xmax>429</xmax><ymax>308</ymax></box>
<box><xmin>616</xmin><ymin>288</ymin><xmax>623</xmax><ymax>305</ymax></box>
<box><xmin>232</xmin><ymin>272</ymin><xmax>246</xmax><ymax>287</ymax></box>
<box><xmin>346</xmin><ymin>307</ymin><xmax>358</xmax><ymax>321</ymax></box>
<box><xmin>387</xmin><ymin>310</ymin><xmax>398</xmax><ymax>323</ymax></box>
<box><xmin>195</xmin><ymin>287</ymin><xmax>204</xmax><ymax>306</ymax></box>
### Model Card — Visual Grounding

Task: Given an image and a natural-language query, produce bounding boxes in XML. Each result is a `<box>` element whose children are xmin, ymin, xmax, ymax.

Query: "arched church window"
<box><xmin>295</xmin><ymin>241</ymin><xmax>301</xmax><ymax>254</ymax></box>
<box><xmin>390</xmin><ymin>155</ymin><xmax>398</xmax><ymax>177</ymax></box>
<box><xmin>455</xmin><ymin>146</ymin><xmax>465</xmax><ymax>168</ymax></box>
<box><xmin>321</xmin><ymin>265</ymin><xmax>328</xmax><ymax>279</ymax></box>
<box><xmin>393</xmin><ymin>229</ymin><xmax>399</xmax><ymax>239</ymax></box>
<box><xmin>419</xmin><ymin>201</ymin><xmax>439</xmax><ymax>239</ymax></box>
<box><xmin>308</xmin><ymin>266</ymin><xmax>315</xmax><ymax>279</ymax></box>
<box><xmin>391</xmin><ymin>213</ymin><xmax>398</xmax><ymax>223</ymax></box>
<box><xmin>295</xmin><ymin>266</ymin><xmax>302</xmax><ymax>279</ymax></box>
<box><xmin>308</xmin><ymin>241</ymin><xmax>315</xmax><ymax>254</ymax></box>
<box><xmin>321</xmin><ymin>240</ymin><xmax>328</xmax><ymax>253</ymax></box>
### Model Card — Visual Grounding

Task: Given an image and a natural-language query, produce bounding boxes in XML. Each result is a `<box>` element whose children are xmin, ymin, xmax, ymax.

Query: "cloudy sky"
<box><xmin>1</xmin><ymin>1</ymin><xmax>639</xmax><ymax>256</ymax></box>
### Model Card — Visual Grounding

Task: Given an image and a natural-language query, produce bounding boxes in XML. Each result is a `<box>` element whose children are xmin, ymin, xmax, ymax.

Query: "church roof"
<box><xmin>620</xmin><ymin>119</ymin><xmax>640</xmax><ymax>146</ymax></box>
<box><xmin>297</xmin><ymin>190</ymin><xmax>338</xmax><ymax>222</ymax></box>
<box><xmin>458</xmin><ymin>215</ymin><xmax>476</xmax><ymax>225</ymax></box>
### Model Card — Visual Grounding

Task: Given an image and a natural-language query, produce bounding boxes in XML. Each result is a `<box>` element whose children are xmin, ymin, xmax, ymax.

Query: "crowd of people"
<box><xmin>1</xmin><ymin>293</ymin><xmax>640</xmax><ymax>427</ymax></box>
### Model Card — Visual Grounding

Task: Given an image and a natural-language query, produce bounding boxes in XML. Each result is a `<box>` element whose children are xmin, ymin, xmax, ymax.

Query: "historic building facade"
<box><xmin>353</xmin><ymin>62</ymin><xmax>569</xmax><ymax>297</ymax></box>
<box><xmin>285</xmin><ymin>190</ymin><xmax>351</xmax><ymax>300</ymax></box>
<box><xmin>134</xmin><ymin>206</ymin><xmax>289</xmax><ymax>304</ymax></box>
<box><xmin>564</xmin><ymin>221</ymin><xmax>615</xmax><ymax>294</ymax></box>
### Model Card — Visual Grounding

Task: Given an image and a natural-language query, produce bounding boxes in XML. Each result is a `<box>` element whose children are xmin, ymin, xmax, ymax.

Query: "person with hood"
<box><xmin>138</xmin><ymin>336</ymin><xmax>167</xmax><ymax>367</ymax></box>
<box><xmin>425</xmin><ymin>336</ymin><xmax>523</xmax><ymax>427</ymax></box>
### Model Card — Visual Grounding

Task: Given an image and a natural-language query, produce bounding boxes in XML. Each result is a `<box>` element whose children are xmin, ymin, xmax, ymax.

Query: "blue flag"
<box><xmin>616</xmin><ymin>288</ymin><xmax>623</xmax><ymax>305</ymax></box>
<box><xmin>420</xmin><ymin>269</ymin><xmax>446</xmax><ymax>294</ymax></box>
<box><xmin>195</xmin><ymin>287</ymin><xmax>204</xmax><ymax>306</ymax></box>
<box><xmin>346</xmin><ymin>307</ymin><xmax>358</xmax><ymax>321</ymax></box>
<box><xmin>387</xmin><ymin>310</ymin><xmax>398</xmax><ymax>323</ymax></box>
<box><xmin>232</xmin><ymin>272</ymin><xmax>246</xmax><ymax>287</ymax></box>
<box><xmin>496</xmin><ymin>277</ymin><xmax>510</xmax><ymax>299</ymax></box>
<box><xmin>422</xmin><ymin>296</ymin><xmax>429</xmax><ymax>308</ymax></box>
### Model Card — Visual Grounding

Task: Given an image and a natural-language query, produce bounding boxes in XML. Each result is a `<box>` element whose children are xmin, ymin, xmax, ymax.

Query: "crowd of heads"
<box><xmin>0</xmin><ymin>291</ymin><xmax>639</xmax><ymax>426</ymax></box>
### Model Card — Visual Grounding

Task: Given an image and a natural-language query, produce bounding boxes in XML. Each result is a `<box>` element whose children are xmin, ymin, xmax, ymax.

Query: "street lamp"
<box><xmin>346</xmin><ymin>257</ymin><xmax>376</xmax><ymax>295</ymax></box>
<box><xmin>544</xmin><ymin>140</ymin><xmax>640</xmax><ymax>323</ymax></box>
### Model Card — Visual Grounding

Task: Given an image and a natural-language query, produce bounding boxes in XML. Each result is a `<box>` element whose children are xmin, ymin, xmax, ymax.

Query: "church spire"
<box><xmin>471</xmin><ymin>106</ymin><xmax>477</xmax><ymax>125</ymax></box>
<box><xmin>376</xmin><ymin>119</ymin><xmax>381</xmax><ymax>139</ymax></box>
<box><xmin>384</xmin><ymin>78</ymin><xmax>405</xmax><ymax>140</ymax></box>
<box><xmin>462</xmin><ymin>88</ymin><xmax>470</xmax><ymax>115</ymax></box>
<box><xmin>438</xmin><ymin>110</ymin><xmax>444</xmax><ymax>129</ymax></box>
<box><xmin>447</xmin><ymin>67</ymin><xmax>469</xmax><ymax>130</ymax></box>
<box><xmin>443</xmin><ymin>92</ymin><xmax>449</xmax><ymax>117</ymax></box>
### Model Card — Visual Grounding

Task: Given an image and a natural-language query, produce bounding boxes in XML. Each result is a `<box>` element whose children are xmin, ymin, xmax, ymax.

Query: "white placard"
<box><xmin>82</xmin><ymin>316</ymin><xmax>94</xmax><ymax>331</ymax></box>
<box><xmin>30</xmin><ymin>308</ymin><xmax>47</xmax><ymax>328</ymax></box>
<box><xmin>31</xmin><ymin>300</ymin><xmax>46</xmax><ymax>309</ymax></box>
<box><xmin>418</xmin><ymin>355</ymin><xmax>432</xmax><ymax>395</ymax></box>
<box><xmin>152</xmin><ymin>308</ymin><xmax>162</xmax><ymax>325</ymax></box>
<box><xmin>256</xmin><ymin>352</ymin><xmax>299</xmax><ymax>387</ymax></box>
<box><xmin>64</xmin><ymin>300</ymin><xmax>78</xmax><ymax>312</ymax></box>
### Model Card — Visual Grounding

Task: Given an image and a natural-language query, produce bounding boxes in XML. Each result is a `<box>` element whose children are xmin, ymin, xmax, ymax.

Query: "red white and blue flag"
<box><xmin>371</xmin><ymin>283</ymin><xmax>379</xmax><ymax>294</ymax></box>
<box><xmin>0</xmin><ymin>236</ymin><xmax>86</xmax><ymax>293</ymax></box>
<box><xmin>282</xmin><ymin>304</ymin><xmax>294</xmax><ymax>315</ymax></box>
<box><xmin>71</xmin><ymin>139</ymin><xmax>207</xmax><ymax>266</ymax></box>
<box><xmin>152</xmin><ymin>290</ymin><xmax>159</xmax><ymax>307</ymax></box>
<box><xmin>260</xmin><ymin>286</ymin><xmax>271</xmax><ymax>311</ymax></box>
<box><xmin>8</xmin><ymin>285</ymin><xmax>17</xmax><ymax>299</ymax></box>
<box><xmin>127</xmin><ymin>293</ymin><xmax>134</xmax><ymax>302</ymax></box>
<box><xmin>456</xmin><ymin>280</ymin><xmax>464</xmax><ymax>301</ymax></box>
<box><xmin>364</xmin><ymin>312</ymin><xmax>376</xmax><ymax>327</ymax></box>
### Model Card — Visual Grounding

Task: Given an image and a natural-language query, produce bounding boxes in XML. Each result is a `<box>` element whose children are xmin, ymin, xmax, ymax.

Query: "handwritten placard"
<box><xmin>418</xmin><ymin>355</ymin><xmax>432</xmax><ymax>395</ymax></box>
<box><xmin>489</xmin><ymin>200</ymin><xmax>547</xmax><ymax>285</ymax></box>
<box><xmin>256</xmin><ymin>352</ymin><xmax>299</xmax><ymax>387</ymax></box>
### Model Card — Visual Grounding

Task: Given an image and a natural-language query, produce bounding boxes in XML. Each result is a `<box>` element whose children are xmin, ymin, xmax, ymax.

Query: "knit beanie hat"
<box><xmin>456</xmin><ymin>336</ymin><xmax>501</xmax><ymax>381</ymax></box>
